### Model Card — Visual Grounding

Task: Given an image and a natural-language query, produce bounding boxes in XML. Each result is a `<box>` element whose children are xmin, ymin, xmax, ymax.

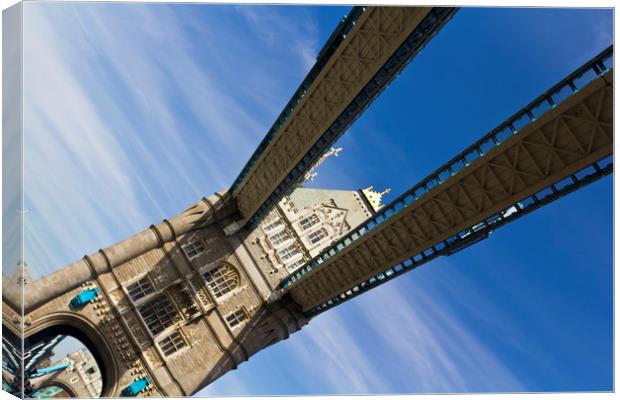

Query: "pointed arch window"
<box><xmin>203</xmin><ymin>264</ymin><xmax>240</xmax><ymax>298</ymax></box>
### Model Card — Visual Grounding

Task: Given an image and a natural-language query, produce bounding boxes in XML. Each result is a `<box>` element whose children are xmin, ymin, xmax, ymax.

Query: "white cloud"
<box><xmin>273</xmin><ymin>266</ymin><xmax>525</xmax><ymax>395</ymax></box>
<box><xmin>235</xmin><ymin>6</ymin><xmax>319</xmax><ymax>73</ymax></box>
<box><xmin>17</xmin><ymin>3</ymin><xmax>525</xmax><ymax>395</ymax></box>
<box><xmin>291</xmin><ymin>311</ymin><xmax>391</xmax><ymax>394</ymax></box>
<box><xmin>20</xmin><ymin>3</ymin><xmax>324</xmax><ymax>277</ymax></box>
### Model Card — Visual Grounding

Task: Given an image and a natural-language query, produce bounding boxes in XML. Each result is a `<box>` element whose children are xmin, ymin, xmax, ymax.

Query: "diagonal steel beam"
<box><xmin>231</xmin><ymin>7</ymin><xmax>458</xmax><ymax>227</ymax></box>
<box><xmin>282</xmin><ymin>47</ymin><xmax>613</xmax><ymax>313</ymax></box>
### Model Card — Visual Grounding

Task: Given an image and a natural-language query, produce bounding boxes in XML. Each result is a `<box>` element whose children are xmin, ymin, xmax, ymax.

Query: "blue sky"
<box><xmin>18</xmin><ymin>3</ymin><xmax>612</xmax><ymax>395</ymax></box>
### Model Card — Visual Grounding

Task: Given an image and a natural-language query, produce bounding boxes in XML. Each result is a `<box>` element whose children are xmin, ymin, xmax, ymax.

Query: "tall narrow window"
<box><xmin>308</xmin><ymin>228</ymin><xmax>328</xmax><ymax>244</ymax></box>
<box><xmin>182</xmin><ymin>240</ymin><xmax>205</xmax><ymax>260</ymax></box>
<box><xmin>138</xmin><ymin>295</ymin><xmax>180</xmax><ymax>335</ymax></box>
<box><xmin>269</xmin><ymin>231</ymin><xmax>289</xmax><ymax>246</ymax></box>
<box><xmin>299</xmin><ymin>214</ymin><xmax>319</xmax><ymax>231</ymax></box>
<box><xmin>158</xmin><ymin>331</ymin><xmax>186</xmax><ymax>357</ymax></box>
<box><xmin>225</xmin><ymin>309</ymin><xmax>248</xmax><ymax>329</ymax></box>
<box><xmin>278</xmin><ymin>244</ymin><xmax>299</xmax><ymax>261</ymax></box>
<box><xmin>203</xmin><ymin>264</ymin><xmax>239</xmax><ymax>298</ymax></box>
<box><xmin>126</xmin><ymin>277</ymin><xmax>154</xmax><ymax>302</ymax></box>
<box><xmin>263</xmin><ymin>219</ymin><xmax>282</xmax><ymax>232</ymax></box>
<box><xmin>287</xmin><ymin>259</ymin><xmax>306</xmax><ymax>272</ymax></box>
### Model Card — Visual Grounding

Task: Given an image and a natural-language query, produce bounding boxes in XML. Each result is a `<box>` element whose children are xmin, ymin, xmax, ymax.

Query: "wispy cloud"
<box><xmin>21</xmin><ymin>3</ymin><xmax>324</xmax><ymax>277</ymax></box>
<box><xmin>235</xmin><ymin>6</ymin><xmax>319</xmax><ymax>72</ymax></box>
<box><xmin>291</xmin><ymin>274</ymin><xmax>525</xmax><ymax>394</ymax></box>
<box><xmin>290</xmin><ymin>311</ymin><xmax>391</xmax><ymax>394</ymax></box>
<box><xmin>202</xmin><ymin>261</ymin><xmax>525</xmax><ymax>396</ymax></box>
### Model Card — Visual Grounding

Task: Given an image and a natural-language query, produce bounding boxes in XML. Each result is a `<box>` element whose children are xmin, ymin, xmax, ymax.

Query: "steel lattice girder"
<box><xmin>232</xmin><ymin>7</ymin><xmax>458</xmax><ymax>226</ymax></box>
<box><xmin>285</xmin><ymin>62</ymin><xmax>613</xmax><ymax>312</ymax></box>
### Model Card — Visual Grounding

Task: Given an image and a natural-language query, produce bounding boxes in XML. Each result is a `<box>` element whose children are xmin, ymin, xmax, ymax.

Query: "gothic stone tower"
<box><xmin>3</xmin><ymin>186</ymin><xmax>386</xmax><ymax>396</ymax></box>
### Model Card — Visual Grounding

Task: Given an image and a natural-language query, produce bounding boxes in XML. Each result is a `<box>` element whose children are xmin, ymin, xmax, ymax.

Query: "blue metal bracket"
<box><xmin>28</xmin><ymin>361</ymin><xmax>72</xmax><ymax>378</ymax></box>
<box><xmin>69</xmin><ymin>288</ymin><xmax>100</xmax><ymax>310</ymax></box>
<box><xmin>122</xmin><ymin>377</ymin><xmax>152</xmax><ymax>397</ymax></box>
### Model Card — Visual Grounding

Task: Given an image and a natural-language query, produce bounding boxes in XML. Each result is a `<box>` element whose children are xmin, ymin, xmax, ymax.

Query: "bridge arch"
<box><xmin>25</xmin><ymin>312</ymin><xmax>119</xmax><ymax>397</ymax></box>
<box><xmin>38</xmin><ymin>380</ymin><xmax>79</xmax><ymax>398</ymax></box>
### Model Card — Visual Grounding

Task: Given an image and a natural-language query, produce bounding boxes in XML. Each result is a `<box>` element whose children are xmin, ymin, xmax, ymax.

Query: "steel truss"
<box><xmin>282</xmin><ymin>46</ymin><xmax>613</xmax><ymax>314</ymax></box>
<box><xmin>236</xmin><ymin>7</ymin><xmax>458</xmax><ymax>227</ymax></box>
<box><xmin>305</xmin><ymin>154</ymin><xmax>612</xmax><ymax>317</ymax></box>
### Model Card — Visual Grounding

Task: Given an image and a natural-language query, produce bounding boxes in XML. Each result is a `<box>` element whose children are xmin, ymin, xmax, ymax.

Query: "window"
<box><xmin>299</xmin><ymin>214</ymin><xmax>319</xmax><ymax>231</ymax></box>
<box><xmin>287</xmin><ymin>259</ymin><xmax>306</xmax><ymax>272</ymax></box>
<box><xmin>308</xmin><ymin>228</ymin><xmax>328</xmax><ymax>244</ymax></box>
<box><xmin>278</xmin><ymin>244</ymin><xmax>299</xmax><ymax>261</ymax></box>
<box><xmin>203</xmin><ymin>264</ymin><xmax>239</xmax><ymax>298</ymax></box>
<box><xmin>126</xmin><ymin>277</ymin><xmax>154</xmax><ymax>302</ymax></box>
<box><xmin>182</xmin><ymin>240</ymin><xmax>205</xmax><ymax>260</ymax></box>
<box><xmin>138</xmin><ymin>296</ymin><xmax>180</xmax><ymax>335</ymax></box>
<box><xmin>263</xmin><ymin>219</ymin><xmax>282</xmax><ymax>232</ymax></box>
<box><xmin>269</xmin><ymin>231</ymin><xmax>289</xmax><ymax>246</ymax></box>
<box><xmin>158</xmin><ymin>331</ymin><xmax>186</xmax><ymax>357</ymax></box>
<box><xmin>225</xmin><ymin>309</ymin><xmax>248</xmax><ymax>329</ymax></box>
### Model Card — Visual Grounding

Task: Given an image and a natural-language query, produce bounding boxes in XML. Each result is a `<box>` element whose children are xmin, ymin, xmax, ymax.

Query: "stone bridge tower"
<box><xmin>3</xmin><ymin>186</ymin><xmax>386</xmax><ymax>397</ymax></box>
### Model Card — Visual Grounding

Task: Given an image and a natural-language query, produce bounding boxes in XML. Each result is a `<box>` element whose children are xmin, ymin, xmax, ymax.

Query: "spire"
<box><xmin>13</xmin><ymin>259</ymin><xmax>32</xmax><ymax>285</ymax></box>
<box><xmin>303</xmin><ymin>147</ymin><xmax>343</xmax><ymax>183</ymax></box>
<box><xmin>361</xmin><ymin>186</ymin><xmax>391</xmax><ymax>212</ymax></box>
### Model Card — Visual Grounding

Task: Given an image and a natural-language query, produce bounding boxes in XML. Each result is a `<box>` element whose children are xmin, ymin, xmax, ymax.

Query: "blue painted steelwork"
<box><xmin>282</xmin><ymin>45</ymin><xmax>613</xmax><ymax>290</ymax></box>
<box><xmin>245</xmin><ymin>7</ymin><xmax>459</xmax><ymax>228</ymax></box>
<box><xmin>2</xmin><ymin>335</ymin><xmax>22</xmax><ymax>381</ymax></box>
<box><xmin>69</xmin><ymin>288</ymin><xmax>100</xmax><ymax>309</ymax></box>
<box><xmin>23</xmin><ymin>334</ymin><xmax>66</xmax><ymax>372</ymax></box>
<box><xmin>305</xmin><ymin>155</ymin><xmax>613</xmax><ymax>317</ymax></box>
<box><xmin>230</xmin><ymin>6</ymin><xmax>367</xmax><ymax>195</ymax></box>
<box><xmin>2</xmin><ymin>360</ymin><xmax>14</xmax><ymax>375</ymax></box>
<box><xmin>28</xmin><ymin>361</ymin><xmax>71</xmax><ymax>378</ymax></box>
<box><xmin>122</xmin><ymin>377</ymin><xmax>151</xmax><ymax>397</ymax></box>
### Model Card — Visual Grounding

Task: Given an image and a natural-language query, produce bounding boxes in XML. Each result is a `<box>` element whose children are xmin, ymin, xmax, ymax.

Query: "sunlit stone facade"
<box><xmin>4</xmin><ymin>186</ymin><xmax>387</xmax><ymax>397</ymax></box>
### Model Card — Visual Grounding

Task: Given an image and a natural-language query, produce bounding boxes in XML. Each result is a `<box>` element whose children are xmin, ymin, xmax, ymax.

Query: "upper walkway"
<box><xmin>230</xmin><ymin>6</ymin><xmax>458</xmax><ymax>227</ymax></box>
<box><xmin>281</xmin><ymin>47</ymin><xmax>614</xmax><ymax>315</ymax></box>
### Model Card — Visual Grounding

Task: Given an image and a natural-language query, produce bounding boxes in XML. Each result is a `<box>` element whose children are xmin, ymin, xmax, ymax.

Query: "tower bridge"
<box><xmin>231</xmin><ymin>6</ymin><xmax>458</xmax><ymax>228</ymax></box>
<box><xmin>2</xmin><ymin>5</ymin><xmax>613</xmax><ymax>398</ymax></box>
<box><xmin>282</xmin><ymin>48</ymin><xmax>613</xmax><ymax>313</ymax></box>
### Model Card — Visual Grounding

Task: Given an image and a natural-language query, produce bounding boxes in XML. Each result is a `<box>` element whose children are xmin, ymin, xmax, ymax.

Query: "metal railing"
<box><xmin>230</xmin><ymin>6</ymin><xmax>367</xmax><ymax>195</ymax></box>
<box><xmin>245</xmin><ymin>7</ymin><xmax>459</xmax><ymax>227</ymax></box>
<box><xmin>282</xmin><ymin>45</ymin><xmax>613</xmax><ymax>290</ymax></box>
<box><xmin>305</xmin><ymin>154</ymin><xmax>613</xmax><ymax>317</ymax></box>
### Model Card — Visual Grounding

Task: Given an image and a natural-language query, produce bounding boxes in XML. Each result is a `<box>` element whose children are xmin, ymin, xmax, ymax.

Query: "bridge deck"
<box><xmin>231</xmin><ymin>7</ymin><xmax>458</xmax><ymax>227</ymax></box>
<box><xmin>283</xmin><ymin>48</ymin><xmax>613</xmax><ymax>313</ymax></box>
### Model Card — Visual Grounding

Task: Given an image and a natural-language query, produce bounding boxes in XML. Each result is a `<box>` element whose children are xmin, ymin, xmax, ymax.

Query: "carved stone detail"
<box><xmin>109</xmin><ymin>289</ymin><xmax>130</xmax><ymax>311</ymax></box>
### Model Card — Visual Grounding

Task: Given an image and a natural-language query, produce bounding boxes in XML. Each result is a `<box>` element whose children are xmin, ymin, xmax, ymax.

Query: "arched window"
<box><xmin>203</xmin><ymin>264</ymin><xmax>240</xmax><ymax>298</ymax></box>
